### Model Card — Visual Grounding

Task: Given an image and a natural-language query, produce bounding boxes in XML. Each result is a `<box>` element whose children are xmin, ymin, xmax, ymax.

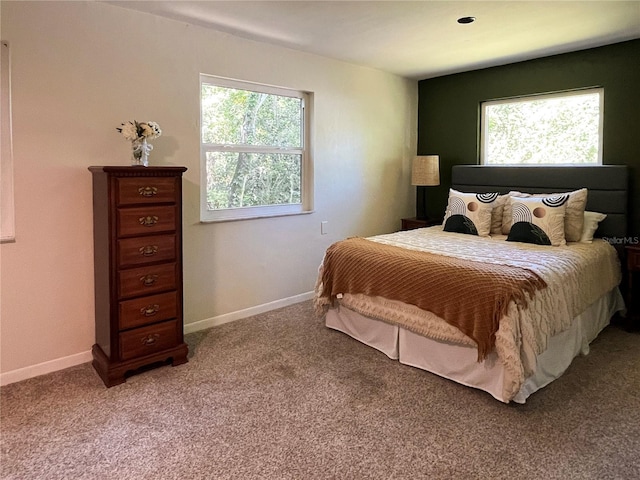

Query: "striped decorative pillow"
<box><xmin>501</xmin><ymin>188</ymin><xmax>587</xmax><ymax>242</ymax></box>
<box><xmin>443</xmin><ymin>189</ymin><xmax>498</xmax><ymax>237</ymax></box>
<box><xmin>506</xmin><ymin>195</ymin><xmax>569</xmax><ymax>246</ymax></box>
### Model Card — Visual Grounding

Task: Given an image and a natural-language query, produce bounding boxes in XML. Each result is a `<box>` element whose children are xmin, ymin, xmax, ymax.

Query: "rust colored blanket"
<box><xmin>318</xmin><ymin>237</ymin><xmax>547</xmax><ymax>360</ymax></box>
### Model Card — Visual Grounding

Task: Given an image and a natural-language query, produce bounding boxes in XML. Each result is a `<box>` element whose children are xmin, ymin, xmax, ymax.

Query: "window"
<box><xmin>480</xmin><ymin>88</ymin><xmax>603</xmax><ymax>166</ymax></box>
<box><xmin>200</xmin><ymin>75</ymin><xmax>312</xmax><ymax>222</ymax></box>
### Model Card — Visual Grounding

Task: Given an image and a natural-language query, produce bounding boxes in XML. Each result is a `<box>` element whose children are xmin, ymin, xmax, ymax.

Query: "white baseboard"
<box><xmin>0</xmin><ymin>350</ymin><xmax>93</xmax><ymax>387</ymax></box>
<box><xmin>184</xmin><ymin>291</ymin><xmax>314</xmax><ymax>334</ymax></box>
<box><xmin>0</xmin><ymin>291</ymin><xmax>315</xmax><ymax>387</ymax></box>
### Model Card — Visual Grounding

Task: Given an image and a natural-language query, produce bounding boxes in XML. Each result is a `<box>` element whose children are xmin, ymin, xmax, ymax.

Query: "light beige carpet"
<box><xmin>1</xmin><ymin>301</ymin><xmax>639</xmax><ymax>479</ymax></box>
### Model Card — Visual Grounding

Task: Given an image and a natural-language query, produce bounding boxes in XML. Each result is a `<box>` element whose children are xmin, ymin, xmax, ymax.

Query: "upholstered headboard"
<box><xmin>451</xmin><ymin>165</ymin><xmax>628</xmax><ymax>238</ymax></box>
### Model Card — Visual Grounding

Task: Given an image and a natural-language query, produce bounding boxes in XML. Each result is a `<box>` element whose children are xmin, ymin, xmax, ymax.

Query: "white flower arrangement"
<box><xmin>116</xmin><ymin>120</ymin><xmax>162</xmax><ymax>142</ymax></box>
<box><xmin>117</xmin><ymin>120</ymin><xmax>162</xmax><ymax>166</ymax></box>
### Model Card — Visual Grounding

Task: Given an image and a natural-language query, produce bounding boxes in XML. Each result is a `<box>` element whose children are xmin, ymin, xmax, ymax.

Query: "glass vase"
<box><xmin>131</xmin><ymin>138</ymin><xmax>152</xmax><ymax>167</ymax></box>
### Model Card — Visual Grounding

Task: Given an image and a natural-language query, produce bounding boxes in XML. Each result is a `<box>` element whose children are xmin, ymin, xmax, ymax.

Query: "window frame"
<box><xmin>480</xmin><ymin>87</ymin><xmax>604</xmax><ymax>166</ymax></box>
<box><xmin>1</xmin><ymin>40</ymin><xmax>15</xmax><ymax>243</ymax></box>
<box><xmin>199</xmin><ymin>74</ymin><xmax>313</xmax><ymax>222</ymax></box>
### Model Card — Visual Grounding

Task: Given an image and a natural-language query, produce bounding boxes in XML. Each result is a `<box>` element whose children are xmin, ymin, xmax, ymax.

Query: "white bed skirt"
<box><xmin>325</xmin><ymin>288</ymin><xmax>625</xmax><ymax>404</ymax></box>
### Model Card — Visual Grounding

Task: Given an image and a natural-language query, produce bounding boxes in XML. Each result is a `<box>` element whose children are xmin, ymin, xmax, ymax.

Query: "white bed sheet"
<box><xmin>325</xmin><ymin>288</ymin><xmax>624</xmax><ymax>403</ymax></box>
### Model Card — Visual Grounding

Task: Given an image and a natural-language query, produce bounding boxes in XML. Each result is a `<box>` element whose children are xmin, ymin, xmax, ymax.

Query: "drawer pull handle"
<box><xmin>140</xmin><ymin>274</ymin><xmax>159</xmax><ymax>286</ymax></box>
<box><xmin>139</xmin><ymin>215</ymin><xmax>159</xmax><ymax>227</ymax></box>
<box><xmin>141</xmin><ymin>304</ymin><xmax>160</xmax><ymax>317</ymax></box>
<box><xmin>139</xmin><ymin>245</ymin><xmax>159</xmax><ymax>256</ymax></box>
<box><xmin>138</xmin><ymin>186</ymin><xmax>158</xmax><ymax>197</ymax></box>
<box><xmin>141</xmin><ymin>334</ymin><xmax>160</xmax><ymax>346</ymax></box>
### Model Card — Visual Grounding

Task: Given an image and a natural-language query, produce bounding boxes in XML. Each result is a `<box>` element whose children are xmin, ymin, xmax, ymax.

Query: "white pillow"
<box><xmin>556</xmin><ymin>188</ymin><xmax>588</xmax><ymax>242</ymax></box>
<box><xmin>579</xmin><ymin>211</ymin><xmax>607</xmax><ymax>243</ymax></box>
<box><xmin>490</xmin><ymin>194</ymin><xmax>508</xmax><ymax>235</ymax></box>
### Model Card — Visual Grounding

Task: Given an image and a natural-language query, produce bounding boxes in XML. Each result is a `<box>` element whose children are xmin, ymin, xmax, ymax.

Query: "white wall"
<box><xmin>0</xmin><ymin>1</ymin><xmax>417</xmax><ymax>381</ymax></box>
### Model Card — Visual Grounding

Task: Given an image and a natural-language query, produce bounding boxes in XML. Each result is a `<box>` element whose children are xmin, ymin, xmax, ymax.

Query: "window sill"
<box><xmin>199</xmin><ymin>210</ymin><xmax>314</xmax><ymax>224</ymax></box>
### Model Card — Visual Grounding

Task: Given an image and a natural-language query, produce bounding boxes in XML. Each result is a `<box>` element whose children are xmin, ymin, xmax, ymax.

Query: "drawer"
<box><xmin>119</xmin><ymin>291</ymin><xmax>178</xmax><ymax>330</ymax></box>
<box><xmin>117</xmin><ymin>177</ymin><xmax>178</xmax><ymax>205</ymax></box>
<box><xmin>119</xmin><ymin>319</ymin><xmax>178</xmax><ymax>361</ymax></box>
<box><xmin>117</xmin><ymin>205</ymin><xmax>176</xmax><ymax>237</ymax></box>
<box><xmin>118</xmin><ymin>263</ymin><xmax>177</xmax><ymax>299</ymax></box>
<box><xmin>118</xmin><ymin>234</ymin><xmax>176</xmax><ymax>268</ymax></box>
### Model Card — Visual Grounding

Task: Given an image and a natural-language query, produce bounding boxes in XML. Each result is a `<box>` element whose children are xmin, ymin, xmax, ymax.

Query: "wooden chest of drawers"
<box><xmin>89</xmin><ymin>166</ymin><xmax>188</xmax><ymax>386</ymax></box>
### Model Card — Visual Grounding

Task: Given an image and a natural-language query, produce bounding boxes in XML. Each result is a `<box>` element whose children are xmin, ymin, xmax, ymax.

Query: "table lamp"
<box><xmin>411</xmin><ymin>155</ymin><xmax>440</xmax><ymax>220</ymax></box>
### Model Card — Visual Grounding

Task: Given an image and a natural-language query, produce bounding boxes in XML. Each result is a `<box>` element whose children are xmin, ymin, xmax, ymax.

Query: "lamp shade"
<box><xmin>411</xmin><ymin>155</ymin><xmax>440</xmax><ymax>186</ymax></box>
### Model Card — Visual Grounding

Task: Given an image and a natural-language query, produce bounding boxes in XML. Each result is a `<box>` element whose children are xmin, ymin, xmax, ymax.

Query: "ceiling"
<box><xmin>108</xmin><ymin>1</ymin><xmax>640</xmax><ymax>79</ymax></box>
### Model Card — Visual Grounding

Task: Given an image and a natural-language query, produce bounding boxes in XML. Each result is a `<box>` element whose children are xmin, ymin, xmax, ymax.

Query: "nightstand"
<box><xmin>626</xmin><ymin>245</ymin><xmax>640</xmax><ymax>322</ymax></box>
<box><xmin>401</xmin><ymin>217</ymin><xmax>440</xmax><ymax>231</ymax></box>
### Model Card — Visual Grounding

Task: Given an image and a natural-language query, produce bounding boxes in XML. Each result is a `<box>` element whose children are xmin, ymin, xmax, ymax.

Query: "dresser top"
<box><xmin>89</xmin><ymin>166</ymin><xmax>187</xmax><ymax>176</ymax></box>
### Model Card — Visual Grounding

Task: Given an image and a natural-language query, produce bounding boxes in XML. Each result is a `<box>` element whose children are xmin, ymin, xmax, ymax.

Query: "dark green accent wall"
<box><xmin>417</xmin><ymin>39</ymin><xmax>640</xmax><ymax>236</ymax></box>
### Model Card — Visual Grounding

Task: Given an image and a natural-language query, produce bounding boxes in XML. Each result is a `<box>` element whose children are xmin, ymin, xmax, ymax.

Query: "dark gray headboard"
<box><xmin>451</xmin><ymin>165</ymin><xmax>628</xmax><ymax>238</ymax></box>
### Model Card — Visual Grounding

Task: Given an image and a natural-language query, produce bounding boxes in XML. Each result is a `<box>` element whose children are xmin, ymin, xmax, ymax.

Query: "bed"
<box><xmin>314</xmin><ymin>165</ymin><xmax>628</xmax><ymax>403</ymax></box>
